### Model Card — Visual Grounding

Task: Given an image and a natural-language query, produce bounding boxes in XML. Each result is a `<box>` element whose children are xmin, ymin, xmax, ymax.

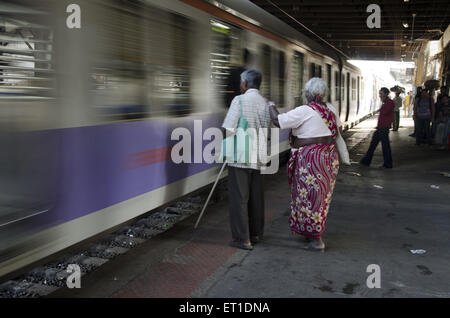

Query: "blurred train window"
<box><xmin>357</xmin><ymin>76</ymin><xmax>360</xmax><ymax>114</ymax></box>
<box><xmin>341</xmin><ymin>74</ymin><xmax>345</xmax><ymax>101</ymax></box>
<box><xmin>361</xmin><ymin>78</ymin><xmax>365</xmax><ymax>105</ymax></box>
<box><xmin>209</xmin><ymin>19</ymin><xmax>242</xmax><ymax>106</ymax></box>
<box><xmin>291</xmin><ymin>51</ymin><xmax>304</xmax><ymax>106</ymax></box>
<box><xmin>0</xmin><ymin>2</ymin><xmax>56</xmax><ymax>228</ymax></box>
<box><xmin>89</xmin><ymin>1</ymin><xmax>192</xmax><ymax>119</ymax></box>
<box><xmin>0</xmin><ymin>4</ymin><xmax>54</xmax><ymax>101</ymax></box>
<box><xmin>335</xmin><ymin>71</ymin><xmax>339</xmax><ymax>101</ymax></box>
<box><xmin>326</xmin><ymin>64</ymin><xmax>331</xmax><ymax>102</ymax></box>
<box><xmin>277</xmin><ymin>50</ymin><xmax>286</xmax><ymax>107</ymax></box>
<box><xmin>352</xmin><ymin>78</ymin><xmax>356</xmax><ymax>100</ymax></box>
<box><xmin>310</xmin><ymin>63</ymin><xmax>322</xmax><ymax>79</ymax></box>
<box><xmin>148</xmin><ymin>10</ymin><xmax>192</xmax><ymax>117</ymax></box>
<box><xmin>260</xmin><ymin>45</ymin><xmax>271</xmax><ymax>98</ymax></box>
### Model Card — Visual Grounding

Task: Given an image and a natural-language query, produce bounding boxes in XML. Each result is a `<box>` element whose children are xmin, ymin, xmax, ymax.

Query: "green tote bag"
<box><xmin>221</xmin><ymin>98</ymin><xmax>253</xmax><ymax>164</ymax></box>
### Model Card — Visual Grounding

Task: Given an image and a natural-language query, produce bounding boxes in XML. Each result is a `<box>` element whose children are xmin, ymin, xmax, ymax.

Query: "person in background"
<box><xmin>435</xmin><ymin>86</ymin><xmax>449</xmax><ymax>124</ymax></box>
<box><xmin>392</xmin><ymin>89</ymin><xmax>402</xmax><ymax>131</ymax></box>
<box><xmin>269</xmin><ymin>78</ymin><xmax>341</xmax><ymax>251</ymax></box>
<box><xmin>224</xmin><ymin>49</ymin><xmax>251</xmax><ymax>108</ymax></box>
<box><xmin>405</xmin><ymin>91</ymin><xmax>412</xmax><ymax>117</ymax></box>
<box><xmin>414</xmin><ymin>88</ymin><xmax>435</xmax><ymax>146</ymax></box>
<box><xmin>431</xmin><ymin>86</ymin><xmax>447</xmax><ymax>138</ymax></box>
<box><xmin>409</xmin><ymin>87</ymin><xmax>423</xmax><ymax>138</ymax></box>
<box><xmin>360</xmin><ymin>87</ymin><xmax>395</xmax><ymax>169</ymax></box>
<box><xmin>434</xmin><ymin>95</ymin><xmax>450</xmax><ymax>148</ymax></box>
<box><xmin>222</xmin><ymin>69</ymin><xmax>271</xmax><ymax>251</ymax></box>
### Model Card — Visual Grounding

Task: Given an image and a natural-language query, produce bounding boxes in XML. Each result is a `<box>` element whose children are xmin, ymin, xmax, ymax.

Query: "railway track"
<box><xmin>0</xmin><ymin>182</ymin><xmax>227</xmax><ymax>298</ymax></box>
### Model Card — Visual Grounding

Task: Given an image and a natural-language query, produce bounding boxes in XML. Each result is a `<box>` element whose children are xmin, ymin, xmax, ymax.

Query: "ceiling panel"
<box><xmin>250</xmin><ymin>0</ymin><xmax>450</xmax><ymax>60</ymax></box>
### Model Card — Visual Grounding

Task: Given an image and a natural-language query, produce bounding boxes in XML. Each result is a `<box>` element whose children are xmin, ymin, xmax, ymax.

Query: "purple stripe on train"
<box><xmin>16</xmin><ymin>113</ymin><xmax>289</xmax><ymax>231</ymax></box>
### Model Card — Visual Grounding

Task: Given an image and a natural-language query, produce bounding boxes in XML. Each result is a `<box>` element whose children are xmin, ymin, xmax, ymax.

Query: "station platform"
<box><xmin>48</xmin><ymin>115</ymin><xmax>450</xmax><ymax>298</ymax></box>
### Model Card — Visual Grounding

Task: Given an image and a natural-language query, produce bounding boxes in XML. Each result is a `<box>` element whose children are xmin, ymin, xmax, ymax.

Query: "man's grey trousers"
<box><xmin>227</xmin><ymin>166</ymin><xmax>265</xmax><ymax>242</ymax></box>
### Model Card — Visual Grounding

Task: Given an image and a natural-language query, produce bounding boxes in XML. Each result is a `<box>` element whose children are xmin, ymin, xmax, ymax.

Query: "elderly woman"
<box><xmin>269</xmin><ymin>77</ymin><xmax>341</xmax><ymax>251</ymax></box>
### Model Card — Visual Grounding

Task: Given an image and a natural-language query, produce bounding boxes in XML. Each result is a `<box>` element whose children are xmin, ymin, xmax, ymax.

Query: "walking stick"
<box><xmin>194</xmin><ymin>161</ymin><xmax>227</xmax><ymax>229</ymax></box>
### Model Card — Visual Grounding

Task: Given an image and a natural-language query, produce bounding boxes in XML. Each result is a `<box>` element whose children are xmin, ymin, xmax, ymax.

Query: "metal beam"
<box><xmin>251</xmin><ymin>0</ymin><xmax>449</xmax><ymax>60</ymax></box>
<box><xmin>328</xmin><ymin>39</ymin><xmax>406</xmax><ymax>42</ymax></box>
<box><xmin>252</xmin><ymin>0</ymin><xmax>449</xmax><ymax>6</ymax></box>
<box><xmin>270</xmin><ymin>12</ymin><xmax>449</xmax><ymax>18</ymax></box>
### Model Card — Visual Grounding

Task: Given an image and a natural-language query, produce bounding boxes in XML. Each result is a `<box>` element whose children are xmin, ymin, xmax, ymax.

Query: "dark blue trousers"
<box><xmin>416</xmin><ymin>118</ymin><xmax>432</xmax><ymax>145</ymax></box>
<box><xmin>360</xmin><ymin>127</ymin><xmax>393</xmax><ymax>168</ymax></box>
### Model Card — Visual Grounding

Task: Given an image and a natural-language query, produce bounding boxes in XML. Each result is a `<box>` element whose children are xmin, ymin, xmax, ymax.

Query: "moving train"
<box><xmin>0</xmin><ymin>0</ymin><xmax>386</xmax><ymax>278</ymax></box>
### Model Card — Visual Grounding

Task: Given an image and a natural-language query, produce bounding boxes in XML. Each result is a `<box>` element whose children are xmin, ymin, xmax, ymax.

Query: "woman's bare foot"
<box><xmin>300</xmin><ymin>237</ymin><xmax>325</xmax><ymax>251</ymax></box>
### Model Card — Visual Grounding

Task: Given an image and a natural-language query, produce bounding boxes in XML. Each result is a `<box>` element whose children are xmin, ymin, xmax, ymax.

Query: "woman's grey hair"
<box><xmin>303</xmin><ymin>77</ymin><xmax>329</xmax><ymax>103</ymax></box>
<box><xmin>240</xmin><ymin>69</ymin><xmax>262</xmax><ymax>89</ymax></box>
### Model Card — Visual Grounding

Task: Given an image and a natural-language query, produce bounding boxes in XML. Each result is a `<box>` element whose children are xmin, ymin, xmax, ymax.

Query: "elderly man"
<box><xmin>360</xmin><ymin>87</ymin><xmax>395</xmax><ymax>168</ymax></box>
<box><xmin>222</xmin><ymin>69</ymin><xmax>271</xmax><ymax>250</ymax></box>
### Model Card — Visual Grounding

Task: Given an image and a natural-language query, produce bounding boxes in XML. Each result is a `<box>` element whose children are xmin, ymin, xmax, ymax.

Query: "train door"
<box><xmin>346</xmin><ymin>72</ymin><xmax>350</xmax><ymax>122</ymax></box>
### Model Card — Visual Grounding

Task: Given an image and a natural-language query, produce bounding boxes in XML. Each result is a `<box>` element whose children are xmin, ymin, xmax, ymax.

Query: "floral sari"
<box><xmin>287</xmin><ymin>101</ymin><xmax>340</xmax><ymax>238</ymax></box>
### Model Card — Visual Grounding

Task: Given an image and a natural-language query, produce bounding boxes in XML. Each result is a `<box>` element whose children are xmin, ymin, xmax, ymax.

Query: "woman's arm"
<box><xmin>269</xmin><ymin>104</ymin><xmax>280</xmax><ymax>127</ymax></box>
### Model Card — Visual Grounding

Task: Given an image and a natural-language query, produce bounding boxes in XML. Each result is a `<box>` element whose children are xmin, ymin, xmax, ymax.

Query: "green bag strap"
<box><xmin>239</xmin><ymin>96</ymin><xmax>243</xmax><ymax>117</ymax></box>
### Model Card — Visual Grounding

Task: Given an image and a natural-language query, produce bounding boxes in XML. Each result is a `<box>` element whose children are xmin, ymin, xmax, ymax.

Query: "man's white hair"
<box><xmin>303</xmin><ymin>77</ymin><xmax>329</xmax><ymax>102</ymax></box>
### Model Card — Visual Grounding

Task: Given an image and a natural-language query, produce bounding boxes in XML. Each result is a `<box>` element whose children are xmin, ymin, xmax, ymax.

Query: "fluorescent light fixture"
<box><xmin>211</xmin><ymin>21</ymin><xmax>230</xmax><ymax>30</ymax></box>
<box><xmin>401</xmin><ymin>43</ymin><xmax>407</xmax><ymax>47</ymax></box>
<box><xmin>402</xmin><ymin>22</ymin><xmax>409</xmax><ymax>28</ymax></box>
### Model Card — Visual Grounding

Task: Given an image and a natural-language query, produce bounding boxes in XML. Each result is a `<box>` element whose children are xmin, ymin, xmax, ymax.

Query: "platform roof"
<box><xmin>250</xmin><ymin>0</ymin><xmax>450</xmax><ymax>61</ymax></box>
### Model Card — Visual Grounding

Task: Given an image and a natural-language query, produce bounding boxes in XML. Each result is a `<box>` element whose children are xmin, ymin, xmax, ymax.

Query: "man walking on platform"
<box><xmin>360</xmin><ymin>87</ymin><xmax>395</xmax><ymax>169</ymax></box>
